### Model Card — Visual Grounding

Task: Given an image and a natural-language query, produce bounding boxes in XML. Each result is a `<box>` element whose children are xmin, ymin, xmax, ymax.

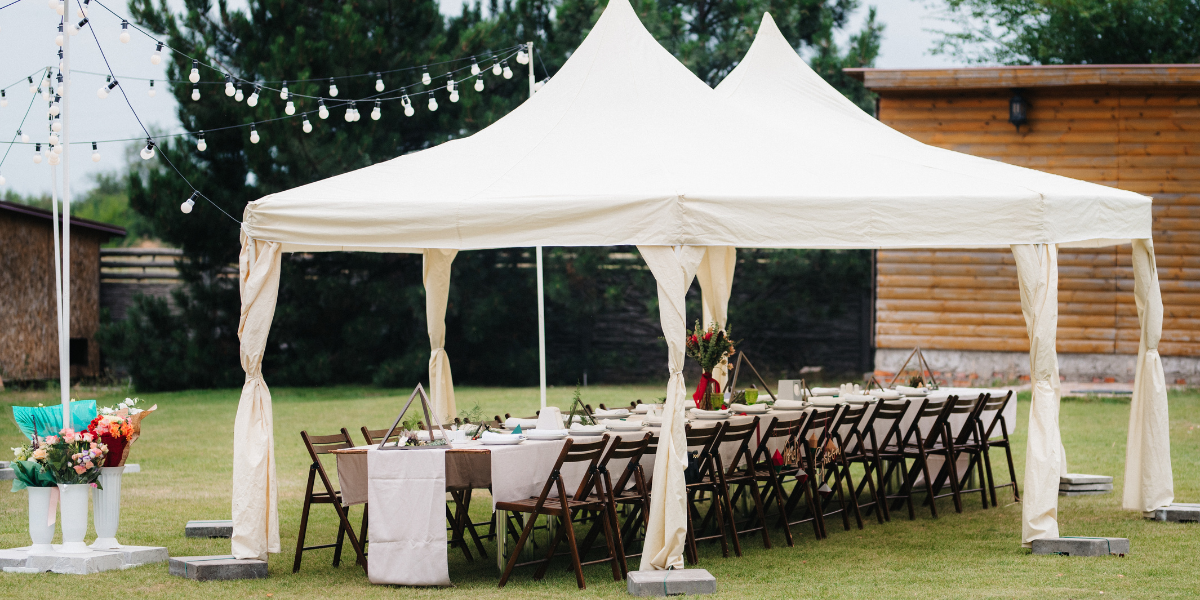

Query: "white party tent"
<box><xmin>231</xmin><ymin>0</ymin><xmax>1166</xmax><ymax>566</ymax></box>
<box><xmin>714</xmin><ymin>13</ymin><xmax>1173</xmax><ymax>546</ymax></box>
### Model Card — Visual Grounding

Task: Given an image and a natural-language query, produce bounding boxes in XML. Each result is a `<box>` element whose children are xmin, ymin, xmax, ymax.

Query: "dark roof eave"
<box><xmin>0</xmin><ymin>199</ymin><xmax>128</xmax><ymax>237</ymax></box>
<box><xmin>844</xmin><ymin>64</ymin><xmax>1200</xmax><ymax>91</ymax></box>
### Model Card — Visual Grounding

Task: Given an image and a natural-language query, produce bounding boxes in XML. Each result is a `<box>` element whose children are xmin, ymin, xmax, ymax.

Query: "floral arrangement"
<box><xmin>41</xmin><ymin>429</ymin><xmax>108</xmax><ymax>487</ymax></box>
<box><xmin>685</xmin><ymin>321</ymin><xmax>735</xmax><ymax>409</ymax></box>
<box><xmin>10</xmin><ymin>442</ymin><xmax>55</xmax><ymax>491</ymax></box>
<box><xmin>86</xmin><ymin>397</ymin><xmax>156</xmax><ymax>467</ymax></box>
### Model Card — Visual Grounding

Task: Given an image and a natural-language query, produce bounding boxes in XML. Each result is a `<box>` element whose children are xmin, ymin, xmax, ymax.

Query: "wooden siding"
<box><xmin>874</xmin><ymin>86</ymin><xmax>1200</xmax><ymax>357</ymax></box>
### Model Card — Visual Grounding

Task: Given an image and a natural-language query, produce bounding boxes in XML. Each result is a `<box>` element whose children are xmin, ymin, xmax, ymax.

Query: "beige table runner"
<box><xmin>366</xmin><ymin>449</ymin><xmax>449</xmax><ymax>586</ymax></box>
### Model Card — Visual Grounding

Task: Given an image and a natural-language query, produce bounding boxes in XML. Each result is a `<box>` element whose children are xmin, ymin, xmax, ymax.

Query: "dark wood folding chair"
<box><xmin>585</xmin><ymin>432</ymin><xmax>653</xmax><ymax>570</ymax></box>
<box><xmin>811</xmin><ymin>404</ymin><xmax>868</xmax><ymax>531</ymax></box>
<box><xmin>710</xmin><ymin>417</ymin><xmax>773</xmax><ymax>554</ymax></box>
<box><xmin>975</xmin><ymin>391</ymin><xmax>1020</xmax><ymax>505</ymax></box>
<box><xmin>826</xmin><ymin>402</ymin><xmax>884</xmax><ymax>526</ymax></box>
<box><xmin>782</xmin><ymin>406</ymin><xmax>843</xmax><ymax>538</ymax></box>
<box><xmin>746</xmin><ymin>412</ymin><xmax>809</xmax><ymax>547</ymax></box>
<box><xmin>497</xmin><ymin>436</ymin><xmax>621</xmax><ymax>589</ymax></box>
<box><xmin>928</xmin><ymin>394</ymin><xmax>991</xmax><ymax>511</ymax></box>
<box><xmin>294</xmin><ymin>429</ymin><xmax>367</xmax><ymax>573</ymax></box>
<box><xmin>762</xmin><ymin>411</ymin><xmax>823</xmax><ymax>540</ymax></box>
<box><xmin>683</xmin><ymin>422</ymin><xmax>731</xmax><ymax>564</ymax></box>
<box><xmin>883</xmin><ymin>396</ymin><xmax>957</xmax><ymax>518</ymax></box>
<box><xmin>851</xmin><ymin>399</ymin><xmax>911</xmax><ymax>522</ymax></box>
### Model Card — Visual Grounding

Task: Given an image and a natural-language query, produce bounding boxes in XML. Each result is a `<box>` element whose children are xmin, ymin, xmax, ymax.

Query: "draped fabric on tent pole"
<box><xmin>1012</xmin><ymin>244</ymin><xmax>1063</xmax><ymax>545</ymax></box>
<box><xmin>1124</xmin><ymin>239</ymin><xmax>1174</xmax><ymax>512</ymax></box>
<box><xmin>638</xmin><ymin>245</ymin><xmax>706</xmax><ymax>570</ymax></box>
<box><xmin>424</xmin><ymin>249</ymin><xmax>458</xmax><ymax>422</ymax></box>
<box><xmin>695</xmin><ymin>246</ymin><xmax>737</xmax><ymax>388</ymax></box>
<box><xmin>233</xmin><ymin>231</ymin><xmax>283</xmax><ymax>561</ymax></box>
<box><xmin>233</xmin><ymin>0</ymin><xmax>1159</xmax><ymax>562</ymax></box>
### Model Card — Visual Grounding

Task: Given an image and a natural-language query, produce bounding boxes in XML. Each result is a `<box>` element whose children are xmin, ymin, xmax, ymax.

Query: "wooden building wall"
<box><xmin>0</xmin><ymin>210</ymin><xmax>111</xmax><ymax>381</ymax></box>
<box><xmin>872</xmin><ymin>84</ymin><xmax>1200</xmax><ymax>359</ymax></box>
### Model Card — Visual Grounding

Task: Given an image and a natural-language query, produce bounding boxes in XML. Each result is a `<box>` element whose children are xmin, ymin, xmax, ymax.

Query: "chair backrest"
<box><xmin>801</xmin><ymin>406</ymin><xmax>841</xmax><ymax>449</ymax></box>
<box><xmin>361</xmin><ymin>426</ymin><xmax>397</xmax><ymax>446</ymax></box>
<box><xmin>753</xmin><ymin>412</ymin><xmax>808</xmax><ymax>462</ymax></box>
<box><xmin>977</xmin><ymin>391</ymin><xmax>1014</xmax><ymax>439</ymax></box>
<box><xmin>300</xmin><ymin>429</ymin><xmax>356</xmax><ymax>495</ymax></box>
<box><xmin>713</xmin><ymin>417</ymin><xmax>761</xmax><ymax>476</ymax></box>
<box><xmin>945</xmin><ymin>394</ymin><xmax>987</xmax><ymax>444</ymax></box>
<box><xmin>561</xmin><ymin>435</ymin><xmax>610</xmax><ymax>501</ymax></box>
<box><xmin>863</xmin><ymin>399</ymin><xmax>911</xmax><ymax>452</ymax></box>
<box><xmin>684</xmin><ymin>422</ymin><xmax>725</xmax><ymax>484</ymax></box>
<box><xmin>830</xmin><ymin>403</ymin><xmax>871</xmax><ymax>454</ymax></box>
<box><xmin>904</xmin><ymin>396</ymin><xmax>957</xmax><ymax>449</ymax></box>
<box><xmin>598</xmin><ymin>432</ymin><xmax>653</xmax><ymax>495</ymax></box>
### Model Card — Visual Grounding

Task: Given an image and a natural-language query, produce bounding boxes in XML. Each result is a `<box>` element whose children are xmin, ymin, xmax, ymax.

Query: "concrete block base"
<box><xmin>1060</xmin><ymin>489</ymin><xmax>1113</xmax><ymax>496</ymax></box>
<box><xmin>0</xmin><ymin>545</ymin><xmax>168</xmax><ymax>574</ymax></box>
<box><xmin>1145</xmin><ymin>503</ymin><xmax>1200</xmax><ymax>523</ymax></box>
<box><xmin>169</xmin><ymin>555</ymin><xmax>268</xmax><ymax>581</ymax></box>
<box><xmin>1059</xmin><ymin>483</ymin><xmax>1113</xmax><ymax>492</ymax></box>
<box><xmin>628</xmin><ymin>569</ymin><xmax>716</xmax><ymax>596</ymax></box>
<box><xmin>1031</xmin><ymin>537</ymin><xmax>1129</xmax><ymax>557</ymax></box>
<box><xmin>0</xmin><ymin>468</ymin><xmax>13</xmax><ymax>481</ymax></box>
<box><xmin>1060</xmin><ymin>473</ymin><xmax>1113</xmax><ymax>486</ymax></box>
<box><xmin>185</xmin><ymin>519</ymin><xmax>233</xmax><ymax>538</ymax></box>
<box><xmin>115</xmin><ymin>545</ymin><xmax>169</xmax><ymax>566</ymax></box>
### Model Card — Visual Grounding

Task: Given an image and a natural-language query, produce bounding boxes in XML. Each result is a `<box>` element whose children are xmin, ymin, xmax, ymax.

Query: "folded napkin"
<box><xmin>644</xmin><ymin>415</ymin><xmax>664</xmax><ymax>426</ymax></box>
<box><xmin>690</xmin><ymin>409</ymin><xmax>730</xmax><ymax>418</ymax></box>
<box><xmin>808</xmin><ymin>395</ymin><xmax>838</xmax><ymax>403</ymax></box>
<box><xmin>895</xmin><ymin>385</ymin><xmax>927</xmax><ymax>395</ymax></box>
<box><xmin>771</xmin><ymin>399</ymin><xmax>809</xmax><ymax>410</ymax></box>
<box><xmin>810</xmin><ymin>387</ymin><xmax>840</xmax><ymax>396</ymax></box>
<box><xmin>569</xmin><ymin>423</ymin><xmax>606</xmax><ymax>433</ymax></box>
<box><xmin>839</xmin><ymin>394</ymin><xmax>876</xmax><ymax>403</ymax></box>
<box><xmin>481</xmin><ymin>431</ymin><xmax>524</xmax><ymax>442</ymax></box>
<box><xmin>527</xmin><ymin>428</ymin><xmax>569</xmax><ymax>438</ymax></box>
<box><xmin>593</xmin><ymin>408</ymin><xmax>630</xmax><ymax>418</ymax></box>
<box><xmin>504</xmin><ymin>417</ymin><xmax>539</xmax><ymax>429</ymax></box>
<box><xmin>869</xmin><ymin>389</ymin><xmax>902</xmax><ymax>400</ymax></box>
<box><xmin>536</xmin><ymin>407</ymin><xmax>565</xmax><ymax>430</ymax></box>
<box><xmin>729</xmin><ymin>403</ymin><xmax>768</xmax><ymax>413</ymax></box>
<box><xmin>632</xmin><ymin>403</ymin><xmax>661</xmax><ymax>414</ymax></box>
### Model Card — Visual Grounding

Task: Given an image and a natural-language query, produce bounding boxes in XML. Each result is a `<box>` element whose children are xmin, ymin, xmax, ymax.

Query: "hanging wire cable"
<box><xmin>0</xmin><ymin>0</ymin><xmax>28</xmax><ymax>11</ymax></box>
<box><xmin>0</xmin><ymin>81</ymin><xmax>42</xmax><ymax>171</ymax></box>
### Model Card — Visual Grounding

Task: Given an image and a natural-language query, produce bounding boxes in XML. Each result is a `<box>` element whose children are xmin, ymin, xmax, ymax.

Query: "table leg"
<box><xmin>496</xmin><ymin>509</ymin><xmax>507</xmax><ymax>572</ymax></box>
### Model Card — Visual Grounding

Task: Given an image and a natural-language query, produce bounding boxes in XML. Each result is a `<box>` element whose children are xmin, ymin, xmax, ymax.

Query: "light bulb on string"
<box><xmin>20</xmin><ymin>130</ymin><xmax>29</xmax><ymax>143</ymax></box>
<box><xmin>49</xmin><ymin>97</ymin><xmax>60</xmax><ymax>117</ymax></box>
<box><xmin>151</xmin><ymin>42</ymin><xmax>163</xmax><ymax>65</ymax></box>
<box><xmin>148</xmin><ymin>80</ymin><xmax>156</xmax><ymax>97</ymax></box>
<box><xmin>51</xmin><ymin>118</ymin><xmax>61</xmax><ymax>132</ymax></box>
<box><xmin>54</xmin><ymin>0</ymin><xmax>64</xmax><ymax>16</ymax></box>
<box><xmin>535</xmin><ymin>78</ymin><xmax>546</xmax><ymax>91</ymax></box>
<box><xmin>97</xmin><ymin>78</ymin><xmax>117</xmax><ymax>99</ymax></box>
<box><xmin>371</xmin><ymin>101</ymin><xmax>381</xmax><ymax>120</ymax></box>
<box><xmin>78</xmin><ymin>0</ymin><xmax>89</xmax><ymax>18</ymax></box>
<box><xmin>196</xmin><ymin>131</ymin><xmax>206</xmax><ymax>151</ymax></box>
<box><xmin>49</xmin><ymin>132</ymin><xmax>59</xmax><ymax>145</ymax></box>
<box><xmin>318</xmin><ymin>99</ymin><xmax>329</xmax><ymax>119</ymax></box>
<box><xmin>189</xmin><ymin>59</ymin><xmax>200</xmax><ymax>83</ymax></box>
<box><xmin>302</xmin><ymin>115</ymin><xmax>313</xmax><ymax>133</ymax></box>
<box><xmin>502</xmin><ymin>60</ymin><xmax>513</xmax><ymax>79</ymax></box>
<box><xmin>474</xmin><ymin>76</ymin><xmax>484</xmax><ymax>92</ymax></box>
<box><xmin>0</xmin><ymin>174</ymin><xmax>5</xmax><ymax>186</ymax></box>
<box><xmin>56</xmin><ymin>23</ymin><xmax>63</xmax><ymax>47</ymax></box>
<box><xmin>446</xmin><ymin>76</ymin><xmax>455</xmax><ymax>92</ymax></box>
<box><xmin>280</xmin><ymin>81</ymin><xmax>288</xmax><ymax>100</ymax></box>
<box><xmin>375</xmin><ymin>73</ymin><xmax>384</xmax><ymax>92</ymax></box>
<box><xmin>1</xmin><ymin>90</ymin><xmax>7</xmax><ymax>107</ymax></box>
<box><xmin>249</xmin><ymin>124</ymin><xmax>259</xmax><ymax>144</ymax></box>
<box><xmin>428</xmin><ymin>94</ymin><xmax>438</xmax><ymax>112</ymax></box>
<box><xmin>247</xmin><ymin>85</ymin><xmax>260</xmax><ymax>107</ymax></box>
<box><xmin>421</xmin><ymin>69</ymin><xmax>431</xmax><ymax>85</ymax></box>
<box><xmin>140</xmin><ymin>139</ymin><xmax>155</xmax><ymax>160</ymax></box>
<box><xmin>491</xmin><ymin>58</ymin><xmax>501</xmax><ymax>76</ymax></box>
<box><xmin>91</xmin><ymin>142</ymin><xmax>100</xmax><ymax>162</ymax></box>
<box><xmin>234</xmin><ymin>84</ymin><xmax>244</xmax><ymax>102</ymax></box>
<box><xmin>328</xmin><ymin>78</ymin><xmax>338</xmax><ymax>97</ymax></box>
<box><xmin>191</xmin><ymin>85</ymin><xmax>200</xmax><ymax>101</ymax></box>
<box><xmin>71</xmin><ymin>17</ymin><xmax>87</xmax><ymax>36</ymax></box>
<box><xmin>402</xmin><ymin>95</ymin><xmax>414</xmax><ymax>117</ymax></box>
<box><xmin>33</xmin><ymin>143</ymin><xmax>43</xmax><ymax>164</ymax></box>
<box><xmin>224</xmin><ymin>74</ymin><xmax>235</xmax><ymax>96</ymax></box>
<box><xmin>285</xmin><ymin>100</ymin><xmax>295</xmax><ymax>115</ymax></box>
<box><xmin>344</xmin><ymin>102</ymin><xmax>355</xmax><ymax>122</ymax></box>
<box><xmin>119</xmin><ymin>20</ymin><xmax>130</xmax><ymax>43</ymax></box>
<box><xmin>49</xmin><ymin>148</ymin><xmax>60</xmax><ymax>164</ymax></box>
<box><xmin>28</xmin><ymin>77</ymin><xmax>36</xmax><ymax>93</ymax></box>
<box><xmin>470</xmin><ymin>59</ymin><xmax>480</xmax><ymax>76</ymax></box>
<box><xmin>41</xmin><ymin>73</ymin><xmax>51</xmax><ymax>89</ymax></box>
<box><xmin>53</xmin><ymin>143</ymin><xmax>63</xmax><ymax>155</ymax></box>
<box><xmin>181</xmin><ymin>192</ymin><xmax>196</xmax><ymax>214</ymax></box>
<box><xmin>450</xmin><ymin>88</ymin><xmax>459</xmax><ymax>103</ymax></box>
<box><xmin>516</xmin><ymin>45</ymin><xmax>529</xmax><ymax>64</ymax></box>
<box><xmin>45</xmin><ymin>0</ymin><xmax>54</xmax><ymax>10</ymax></box>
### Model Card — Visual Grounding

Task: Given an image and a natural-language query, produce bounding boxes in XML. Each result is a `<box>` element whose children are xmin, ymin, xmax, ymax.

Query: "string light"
<box><xmin>91</xmin><ymin>142</ymin><xmax>100</xmax><ymax>162</ymax></box>
<box><xmin>280</xmin><ymin>81</ymin><xmax>289</xmax><ymax>100</ymax></box>
<box><xmin>249</xmin><ymin>124</ymin><xmax>259</xmax><ymax>143</ymax></box>
<box><xmin>284</xmin><ymin>100</ymin><xmax>295</xmax><ymax>115</ymax></box>
<box><xmin>20</xmin><ymin>130</ymin><xmax>29</xmax><ymax>143</ymax></box>
<box><xmin>49</xmin><ymin>131</ymin><xmax>59</xmax><ymax>145</ymax></box>
<box><xmin>196</xmin><ymin>131</ymin><xmax>206</xmax><ymax>151</ymax></box>
<box><xmin>491</xmin><ymin>58</ymin><xmax>501</xmax><ymax>76</ymax></box>
<box><xmin>224</xmin><ymin>74</ymin><xmax>235</xmax><ymax>97</ymax></box>
<box><xmin>148</xmin><ymin>79</ymin><xmax>156</xmax><ymax>97</ymax></box>
<box><xmin>119</xmin><ymin>20</ymin><xmax>129</xmax><ymax>43</ymax></box>
<box><xmin>427</xmin><ymin>94</ymin><xmax>438</xmax><ymax>112</ymax></box>
<box><xmin>54</xmin><ymin>0</ymin><xmax>64</xmax><ymax>16</ymax></box>
<box><xmin>371</xmin><ymin>101</ymin><xmax>381</xmax><ymax>120</ymax></box>
<box><xmin>71</xmin><ymin>17</ymin><xmax>88</xmax><ymax>36</ymax></box>
<box><xmin>302</xmin><ymin>115</ymin><xmax>312</xmax><ymax>133</ymax></box>
<box><xmin>33</xmin><ymin>143</ymin><xmax>43</xmax><ymax>164</ymax></box>
<box><xmin>56</xmin><ymin>23</ymin><xmax>64</xmax><ymax>47</ymax></box>
<box><xmin>191</xmin><ymin>84</ymin><xmax>200</xmax><ymax>101</ymax></box>
<box><xmin>422</xmin><ymin>69</ymin><xmax>431</xmax><ymax>85</ymax></box>
<box><xmin>344</xmin><ymin>103</ymin><xmax>354</xmax><ymax>122</ymax></box>
<box><xmin>49</xmin><ymin>95</ymin><xmax>61</xmax><ymax>117</ymax></box>
<box><xmin>402</xmin><ymin>95</ymin><xmax>414</xmax><ymax>117</ymax></box>
<box><xmin>52</xmin><ymin>118</ymin><xmax>61</xmax><ymax>132</ymax></box>
<box><xmin>1</xmin><ymin>90</ymin><xmax>6</xmax><ymax>107</ymax></box>
<box><xmin>318</xmin><ymin>99</ymin><xmax>329</xmax><ymax>119</ymax></box>
<box><xmin>189</xmin><ymin>59</ymin><xmax>200</xmax><ymax>83</ymax></box>
<box><xmin>516</xmin><ymin>44</ymin><xmax>529</xmax><ymax>65</ymax></box>
<box><xmin>151</xmin><ymin>42</ymin><xmax>163</xmax><ymax>65</ymax></box>
<box><xmin>77</xmin><ymin>0</ymin><xmax>90</xmax><ymax>19</ymax></box>
<box><xmin>28</xmin><ymin>77</ymin><xmax>36</xmax><ymax>93</ymax></box>
<box><xmin>140</xmin><ymin>138</ymin><xmax>155</xmax><ymax>160</ymax></box>
<box><xmin>328</xmin><ymin>78</ymin><xmax>338</xmax><ymax>97</ymax></box>
<box><xmin>375</xmin><ymin>73</ymin><xmax>384</xmax><ymax>92</ymax></box>
<box><xmin>474</xmin><ymin>76</ymin><xmax>484</xmax><ymax>92</ymax></box>
<box><xmin>234</xmin><ymin>83</ymin><xmax>244</xmax><ymax>102</ymax></box>
<box><xmin>181</xmin><ymin>192</ymin><xmax>196</xmax><ymax>214</ymax></box>
<box><xmin>97</xmin><ymin>77</ymin><xmax>117</xmax><ymax>99</ymax></box>
<box><xmin>470</xmin><ymin>59</ymin><xmax>480</xmax><ymax>76</ymax></box>
<box><xmin>49</xmin><ymin>147</ymin><xmax>60</xmax><ymax>164</ymax></box>
<box><xmin>247</xmin><ymin>85</ymin><xmax>260</xmax><ymax>107</ymax></box>
<box><xmin>502</xmin><ymin>60</ymin><xmax>513</xmax><ymax>79</ymax></box>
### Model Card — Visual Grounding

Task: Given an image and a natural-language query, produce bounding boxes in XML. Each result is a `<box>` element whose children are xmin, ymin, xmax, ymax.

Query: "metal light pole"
<box><xmin>59</xmin><ymin>18</ymin><xmax>74</xmax><ymax>426</ymax></box>
<box><xmin>529</xmin><ymin>42</ymin><xmax>547</xmax><ymax>409</ymax></box>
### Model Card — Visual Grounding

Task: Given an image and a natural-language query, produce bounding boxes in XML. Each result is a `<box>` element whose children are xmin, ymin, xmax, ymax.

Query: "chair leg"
<box><xmin>533</xmin><ymin>514</ymin><xmax>567</xmax><ymax>580</ymax></box>
<box><xmin>944</xmin><ymin>447</ymin><xmax>964</xmax><ymax>514</ymax></box>
<box><xmin>744</xmin><ymin>480</ymin><xmax>773</xmax><ymax>549</ymax></box>
<box><xmin>767</xmin><ymin>473</ymin><xmax>794</xmax><ymax>547</ymax></box>
<box><xmin>838</xmin><ymin>458</ymin><xmax>865</xmax><ymax>530</ymax></box>
<box><xmin>561</xmin><ymin>506</ymin><xmax>587</xmax><ymax>589</ymax></box>
<box><xmin>498</xmin><ymin>511</ymin><xmax>541</xmax><ymax>588</ymax></box>
<box><xmin>1003</xmin><ymin>442</ymin><xmax>1021</xmax><ymax>502</ymax></box>
<box><xmin>333</xmin><ymin>508</ymin><xmax>347</xmax><ymax>567</ymax></box>
<box><xmin>685</xmin><ymin>491</ymin><xmax>699</xmax><ymax>565</ymax></box>
<box><xmin>874</xmin><ymin>452</ymin><xmax>892</xmax><ymax>522</ymax></box>
<box><xmin>601</xmin><ymin>505</ymin><xmax>622</xmax><ymax>581</ymax></box>
<box><xmin>359</xmin><ymin>505</ymin><xmax>369</xmax><ymax>556</ymax></box>
<box><xmin>858</xmin><ymin>458</ymin><xmax>885</xmax><ymax>525</ymax></box>
<box><xmin>981</xmin><ymin>443</ymin><xmax>999</xmax><ymax>507</ymax></box>
<box><xmin>716</xmin><ymin>479</ymin><xmax>742</xmax><ymax>557</ymax></box>
<box><xmin>293</xmin><ymin>470</ymin><xmax>316</xmax><ymax>573</ymax></box>
<box><xmin>916</xmin><ymin>451</ymin><xmax>939</xmax><ymax>518</ymax></box>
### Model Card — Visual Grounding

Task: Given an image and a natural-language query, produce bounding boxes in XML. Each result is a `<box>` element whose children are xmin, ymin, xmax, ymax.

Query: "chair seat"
<box><xmin>496</xmin><ymin>496</ymin><xmax>605</xmax><ymax>514</ymax></box>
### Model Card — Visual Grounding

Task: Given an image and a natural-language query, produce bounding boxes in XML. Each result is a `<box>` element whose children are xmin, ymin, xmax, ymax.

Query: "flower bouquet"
<box><xmin>87</xmin><ymin>398</ymin><xmax>156</xmax><ymax>467</ymax></box>
<box><xmin>10</xmin><ymin>442</ymin><xmax>56</xmax><ymax>492</ymax></box>
<box><xmin>41</xmin><ymin>429</ymin><xmax>108</xmax><ymax>487</ymax></box>
<box><xmin>684</xmin><ymin>321</ymin><xmax>735</xmax><ymax>410</ymax></box>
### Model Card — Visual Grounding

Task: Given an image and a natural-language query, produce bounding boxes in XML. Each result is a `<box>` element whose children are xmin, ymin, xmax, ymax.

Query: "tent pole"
<box><xmin>60</xmin><ymin>24</ymin><xmax>73</xmax><ymax>426</ymax></box>
<box><xmin>527</xmin><ymin>41</ymin><xmax>535</xmax><ymax>98</ymax></box>
<box><xmin>536</xmin><ymin>246</ymin><xmax>547</xmax><ymax>409</ymax></box>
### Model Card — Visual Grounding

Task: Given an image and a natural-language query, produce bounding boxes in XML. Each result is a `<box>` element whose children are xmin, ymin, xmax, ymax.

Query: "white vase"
<box><xmin>27</xmin><ymin>487</ymin><xmax>56</xmax><ymax>554</ymax></box>
<box><xmin>58</xmin><ymin>484</ymin><xmax>91</xmax><ymax>553</ymax></box>
<box><xmin>91</xmin><ymin>466</ymin><xmax>124</xmax><ymax>549</ymax></box>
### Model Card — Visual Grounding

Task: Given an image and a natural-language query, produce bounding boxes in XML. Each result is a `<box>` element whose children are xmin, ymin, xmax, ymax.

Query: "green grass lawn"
<box><xmin>0</xmin><ymin>384</ymin><xmax>1196</xmax><ymax>598</ymax></box>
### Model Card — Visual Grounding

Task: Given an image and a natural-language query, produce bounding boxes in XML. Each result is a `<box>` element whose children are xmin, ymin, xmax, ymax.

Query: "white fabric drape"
<box><xmin>638</xmin><ymin>245</ymin><xmax>706</xmax><ymax>571</ymax></box>
<box><xmin>424</xmin><ymin>249</ymin><xmax>458</xmax><ymax>422</ymax></box>
<box><xmin>1123</xmin><ymin>239</ymin><xmax>1174</xmax><ymax>512</ymax></box>
<box><xmin>695</xmin><ymin>246</ymin><xmax>737</xmax><ymax>389</ymax></box>
<box><xmin>366</xmin><ymin>448</ymin><xmax>450</xmax><ymax>586</ymax></box>
<box><xmin>1012</xmin><ymin>244</ymin><xmax>1062</xmax><ymax>546</ymax></box>
<box><xmin>232</xmin><ymin>231</ymin><xmax>283</xmax><ymax>561</ymax></box>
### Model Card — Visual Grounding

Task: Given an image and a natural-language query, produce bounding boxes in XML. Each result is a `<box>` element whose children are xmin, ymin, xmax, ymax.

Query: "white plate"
<box><xmin>692</xmin><ymin>413</ymin><xmax>729</xmax><ymax>420</ymax></box>
<box><xmin>526</xmin><ymin>430</ymin><xmax>568</xmax><ymax>440</ymax></box>
<box><xmin>606</xmin><ymin>423</ymin><xmax>646</xmax><ymax>431</ymax></box>
<box><xmin>481</xmin><ymin>436</ymin><xmax>525</xmax><ymax>445</ymax></box>
<box><xmin>568</xmin><ymin>430</ymin><xmax>605</xmax><ymax>436</ymax></box>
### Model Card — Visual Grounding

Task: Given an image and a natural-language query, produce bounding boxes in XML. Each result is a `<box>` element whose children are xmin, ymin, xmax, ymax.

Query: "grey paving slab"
<box><xmin>1060</xmin><ymin>489</ymin><xmax>1113</xmax><ymax>496</ymax></box>
<box><xmin>1059</xmin><ymin>483</ymin><xmax>1114</xmax><ymax>492</ymax></box>
<box><xmin>1060</xmin><ymin>473</ymin><xmax>1113</xmax><ymax>485</ymax></box>
<box><xmin>1031</xmin><ymin>537</ymin><xmax>1129</xmax><ymax>557</ymax></box>
<box><xmin>1146</xmin><ymin>504</ymin><xmax>1200</xmax><ymax>523</ymax></box>
<box><xmin>25</xmin><ymin>549</ymin><xmax>126</xmax><ymax>574</ymax></box>
<box><xmin>116</xmin><ymin>545</ymin><xmax>169</xmax><ymax>565</ymax></box>
<box><xmin>0</xmin><ymin>469</ymin><xmax>13</xmax><ymax>481</ymax></box>
<box><xmin>628</xmin><ymin>569</ymin><xmax>716</xmax><ymax>596</ymax></box>
<box><xmin>169</xmin><ymin>555</ymin><xmax>268</xmax><ymax>581</ymax></box>
<box><xmin>185</xmin><ymin>519</ymin><xmax>233</xmax><ymax>538</ymax></box>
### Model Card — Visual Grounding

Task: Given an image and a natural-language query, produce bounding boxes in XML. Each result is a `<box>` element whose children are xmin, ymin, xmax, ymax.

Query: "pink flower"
<box><xmin>82</xmin><ymin>433</ymin><xmax>94</xmax><ymax>442</ymax></box>
<box><xmin>73</xmin><ymin>465</ymin><xmax>86</xmax><ymax>474</ymax></box>
<box><xmin>83</xmin><ymin>461</ymin><xmax>94</xmax><ymax>469</ymax></box>
<box><xmin>44</xmin><ymin>436</ymin><xmax>58</xmax><ymax>445</ymax></box>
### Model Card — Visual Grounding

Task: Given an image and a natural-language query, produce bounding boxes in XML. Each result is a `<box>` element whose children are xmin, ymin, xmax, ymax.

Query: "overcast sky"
<box><xmin>0</xmin><ymin>0</ymin><xmax>964</xmax><ymax>197</ymax></box>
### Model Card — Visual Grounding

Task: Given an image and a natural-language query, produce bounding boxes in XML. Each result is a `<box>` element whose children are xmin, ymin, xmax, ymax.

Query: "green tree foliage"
<box><xmin>104</xmin><ymin>0</ymin><xmax>879</xmax><ymax>390</ymax></box>
<box><xmin>933</xmin><ymin>0</ymin><xmax>1200</xmax><ymax>64</ymax></box>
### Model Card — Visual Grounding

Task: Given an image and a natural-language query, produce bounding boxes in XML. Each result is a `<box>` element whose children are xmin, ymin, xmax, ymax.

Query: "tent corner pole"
<box><xmin>528</xmin><ymin>41</ymin><xmax>535</xmax><ymax>99</ymax></box>
<box><xmin>60</xmin><ymin>25</ymin><xmax>73</xmax><ymax>426</ymax></box>
<box><xmin>536</xmin><ymin>246</ymin><xmax>547</xmax><ymax>409</ymax></box>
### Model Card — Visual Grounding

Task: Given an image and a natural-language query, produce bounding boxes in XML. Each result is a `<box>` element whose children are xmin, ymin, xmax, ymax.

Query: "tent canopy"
<box><xmin>242</xmin><ymin>0</ymin><xmax>1150</xmax><ymax>252</ymax></box>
